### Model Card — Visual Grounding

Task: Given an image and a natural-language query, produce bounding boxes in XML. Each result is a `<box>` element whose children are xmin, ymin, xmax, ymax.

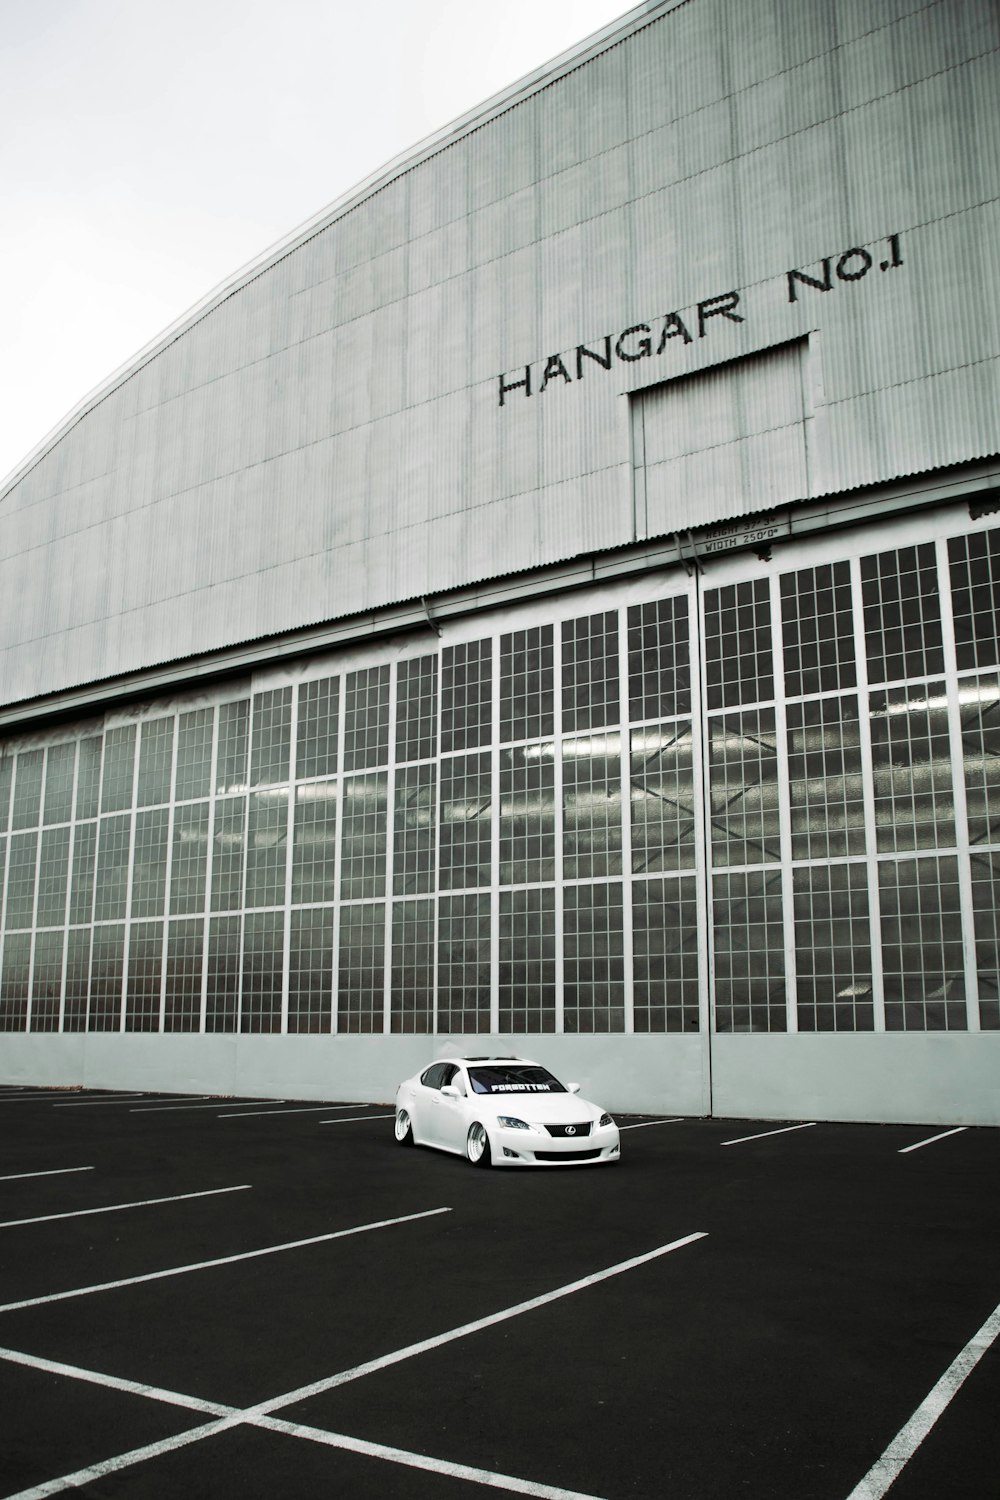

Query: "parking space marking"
<box><xmin>0</xmin><ymin>1093</ymin><xmax>89</xmax><ymax>1105</ymax></box>
<box><xmin>844</xmin><ymin>1298</ymin><xmax>1000</xmax><ymax>1499</ymax></box>
<box><xmin>217</xmin><ymin>1105</ymin><xmax>356</xmax><ymax>1118</ymax></box>
<box><xmin>0</xmin><ymin>1167</ymin><xmax>94</xmax><ymax>1183</ymax></box>
<box><xmin>318</xmin><ymin>1113</ymin><xmax>395</xmax><ymax>1125</ymax></box>
<box><xmin>0</xmin><ymin>1343</ymin><xmax>232</xmax><ymax>1417</ymax></box>
<box><xmin>0</xmin><ymin>1184</ymin><xmax>251</xmax><ymax>1230</ymax></box>
<box><xmin>618</xmin><ymin>1118</ymin><xmax>684</xmax><ymax>1131</ymax></box>
<box><xmin>0</xmin><ymin>1232</ymin><xmax>706</xmax><ymax>1500</ymax></box>
<box><xmin>898</xmin><ymin>1127</ymin><xmax>968</xmax><ymax>1154</ymax></box>
<box><xmin>53</xmin><ymin>1095</ymin><xmax>149</xmax><ymax>1107</ymax></box>
<box><xmin>0</xmin><ymin>1206</ymin><xmax>452</xmax><ymax>1313</ymax></box>
<box><xmin>721</xmin><ymin>1122</ymin><xmax>817</xmax><ymax>1146</ymax></box>
<box><xmin>128</xmin><ymin>1099</ymin><xmax>246</xmax><ymax>1113</ymax></box>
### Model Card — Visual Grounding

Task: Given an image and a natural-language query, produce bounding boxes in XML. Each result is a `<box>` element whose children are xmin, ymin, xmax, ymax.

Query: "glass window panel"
<box><xmin>0</xmin><ymin>932</ymin><xmax>30</xmax><ymax>1032</ymax></box>
<box><xmin>713</xmin><ymin>868</ymin><xmax>786</xmax><ymax>1032</ymax></box>
<box><xmin>5</xmin><ymin>831</ymin><xmax>38</xmax><ymax>929</ymax></box>
<box><xmin>241</xmin><ymin>910</ymin><xmax>283</xmax><ymax>1033</ymax></box>
<box><xmin>43</xmin><ymin>744</ymin><xmax>76</xmax><ymax>826</ymax></box>
<box><xmin>708</xmin><ymin>710</ymin><xmax>781</xmax><ymax>866</ymax></box>
<box><xmin>216</xmin><ymin>699</ymin><xmax>250</xmax><ymax>793</ymax></box>
<box><xmin>11</xmin><ymin>750</ymin><xmax>44</xmax><ymax>830</ymax></box>
<box><xmin>100</xmin><ymin>725</ymin><xmax>136</xmax><ymax>813</ymax></box>
<box><xmin>125</xmin><ymin>920</ymin><xmax>163</xmax><ymax>1032</ymax></box>
<box><xmin>36</xmin><ymin>826</ymin><xmax>71</xmax><ymax>928</ymax></box>
<box><xmin>562</xmin><ymin>611</ymin><xmax>619</xmax><ymax>733</ymax></box>
<box><xmin>131</xmin><ymin>808</ymin><xmax>169</xmax><ymax>919</ymax></box>
<box><xmin>960</xmin><ymin>673</ymin><xmax>1000</xmax><ymax>847</ymax></box>
<box><xmin>337</xmin><ymin>903</ymin><xmax>385</xmax><ymax>1033</ymax></box>
<box><xmin>632</xmin><ymin>876</ymin><xmax>700</xmax><ymax>1032</ymax></box>
<box><xmin>63</xmin><ymin>928</ymin><xmax>92</xmax><ymax>1032</ymax></box>
<box><xmin>500</xmin><ymin>748</ymin><xmax>556</xmax><ymax>885</ymax></box>
<box><xmin>948</xmin><ymin>528</ymin><xmax>1000</xmax><ymax>672</ymax></box>
<box><xmin>0</xmin><ymin>757</ymin><xmax>12</xmax><ymax>833</ymax></box>
<box><xmin>704</xmin><ymin>579</ymin><xmax>773</xmax><ymax>710</ymax></box>
<box><xmin>861</xmin><ymin>543</ymin><xmax>944</xmax><ymax>684</ymax></box>
<box><xmin>68</xmin><ymin>823</ymin><xmax>97</xmax><ymax>925</ymax></box>
<box><xmin>211</xmin><ymin>798</ymin><xmax>246</xmax><ymax>913</ymax></box>
<box><xmin>165</xmin><ymin>917</ymin><xmax>204</xmax><ymax>1033</ymax></box>
<box><xmin>562</xmin><ymin>735</ymin><xmax>623</xmax><ymax>880</ymax></box>
<box><xmin>627</xmin><ymin>597</ymin><xmax>691</xmax><ymax>722</ymax></box>
<box><xmin>970</xmin><ymin>851</ymin><xmax>1000</xmax><ymax>1029</ymax></box>
<box><xmin>340</xmin><ymin>774</ymin><xmax>388</xmax><ymax>899</ymax></box>
<box><xmin>250</xmin><ymin>688</ymin><xmax>292</xmax><ymax>787</ymax></box>
<box><xmin>442</xmin><ymin>639</ymin><xmax>492</xmax><ymax>752</ymax></box>
<box><xmin>76</xmin><ymin>737</ymin><xmax>102</xmax><ymax>819</ymax></box>
<box><xmin>205</xmin><ymin>915</ymin><xmax>240</xmax><ymax>1032</ymax></box>
<box><xmin>94</xmin><ymin>815</ymin><xmax>131</xmax><ymax>921</ymax></box>
<box><xmin>175</xmin><ymin>709</ymin><xmax>213</xmax><ymax>801</ymax></box>
<box><xmin>246</xmin><ymin>789</ymin><xmax>289</xmax><ymax>909</ymax></box>
<box><xmin>297</xmin><ymin>676</ymin><xmax>340</xmax><ymax>780</ymax></box>
<box><xmin>793</xmin><ymin>864</ymin><xmax>873</xmax><ymax>1031</ymax></box>
<box><xmin>439</xmin><ymin>754</ymin><xmax>491</xmax><ymax>891</ymax></box>
<box><xmin>630</xmin><ymin>723</ymin><xmax>697</xmax><ymax>873</ymax></box>
<box><xmin>870</xmin><ymin>683</ymin><xmax>954</xmax><ymax>852</ymax></box>
<box><xmin>288</xmin><ymin>908</ymin><xmax>333</xmax><ymax>1033</ymax></box>
<box><xmin>390</xmin><ymin>898</ymin><xmax>434</xmax><ymax>1033</ymax></box>
<box><xmin>879</xmin><ymin>856</ymin><xmax>965</xmax><ymax>1030</ymax></box>
<box><xmin>786</xmin><ymin>697</ymin><xmax>866</xmax><ymax>860</ymax></box>
<box><xmin>393</xmin><ymin>764</ymin><xmax>436</xmax><ymax>895</ymax></box>
<box><xmin>396</xmin><ymin>656</ymin><xmax>438</xmax><ymax>763</ymax></box>
<box><xmin>31</xmin><ymin>929</ymin><xmax>64</xmax><ymax>1032</ymax></box>
<box><xmin>780</xmin><ymin>562</ymin><xmax>856</xmax><ymax>698</ymax></box>
<box><xmin>170</xmin><ymin>802</ymin><xmax>210</xmax><ymax>916</ymax></box>
<box><xmin>563</xmin><ymin>882</ymin><xmax>625</xmax><ymax>1033</ymax></box>
<box><xmin>344</xmin><ymin>666</ymin><xmax>390</xmax><ymax>771</ymax></box>
<box><xmin>88</xmin><ymin>923</ymin><xmax>124</xmax><ymax>1031</ymax></box>
<box><xmin>500</xmin><ymin>627</ymin><xmax>554</xmax><ymax>744</ymax></box>
<box><xmin>292</xmin><ymin>782</ymin><xmax>338</xmax><ymax>905</ymax></box>
<box><xmin>499</xmin><ymin>887</ymin><xmax>555</xmax><ymax>1033</ymax></box>
<box><xmin>439</xmin><ymin>893</ymin><xmax>490</xmax><ymax>1033</ymax></box>
<box><xmin>137</xmin><ymin>717</ymin><xmax>174</xmax><ymax>808</ymax></box>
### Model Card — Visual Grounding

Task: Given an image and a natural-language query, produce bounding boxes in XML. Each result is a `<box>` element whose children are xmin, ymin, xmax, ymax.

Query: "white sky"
<box><xmin>1</xmin><ymin>0</ymin><xmax>634</xmax><ymax>484</ymax></box>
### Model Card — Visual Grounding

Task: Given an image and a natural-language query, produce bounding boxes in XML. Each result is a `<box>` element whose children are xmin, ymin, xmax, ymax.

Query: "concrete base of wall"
<box><xmin>0</xmin><ymin>1032</ymin><xmax>996</xmax><ymax>1125</ymax></box>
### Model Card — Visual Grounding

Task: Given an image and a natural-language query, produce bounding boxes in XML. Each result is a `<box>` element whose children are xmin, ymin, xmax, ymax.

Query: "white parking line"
<box><xmin>127</xmin><ymin>1099</ymin><xmax>229</xmax><ymax>1113</ymax></box>
<box><xmin>0</xmin><ymin>1206</ymin><xmax>452</xmax><ymax>1312</ymax></box>
<box><xmin>217</xmin><ymin>1105</ymin><xmax>350</xmax><ymax>1118</ymax></box>
<box><xmin>844</xmin><ymin>1299</ymin><xmax>1000</xmax><ymax>1499</ymax></box>
<box><xmin>0</xmin><ymin>1167</ymin><xmax>94</xmax><ymax>1183</ymax></box>
<box><xmin>53</xmin><ymin>1095</ymin><xmax>150</xmax><ymax>1107</ymax></box>
<box><xmin>0</xmin><ymin>1092</ymin><xmax>86</xmax><ymax>1104</ymax></box>
<box><xmin>898</xmin><ymin>1127</ymin><xmax>968</xmax><ymax>1154</ymax></box>
<box><xmin>618</xmin><ymin>1118</ymin><xmax>684</xmax><ymax>1131</ymax></box>
<box><xmin>721</xmin><ymin>1122</ymin><xmax>817</xmax><ymax>1146</ymax></box>
<box><xmin>0</xmin><ymin>1230</ymin><xmax>705</xmax><ymax>1500</ymax></box>
<box><xmin>318</xmin><ymin>1113</ymin><xmax>395</xmax><ymax>1125</ymax></box>
<box><xmin>0</xmin><ymin>1184</ymin><xmax>250</xmax><ymax>1230</ymax></box>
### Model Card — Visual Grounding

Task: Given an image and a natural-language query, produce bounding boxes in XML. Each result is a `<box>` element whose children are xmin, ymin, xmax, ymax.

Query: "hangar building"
<box><xmin>2</xmin><ymin>0</ymin><xmax>999</xmax><ymax>1123</ymax></box>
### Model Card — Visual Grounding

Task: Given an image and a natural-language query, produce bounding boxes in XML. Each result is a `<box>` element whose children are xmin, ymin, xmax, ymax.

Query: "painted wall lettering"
<box><xmin>787</xmin><ymin>233</ymin><xmax>903</xmax><ymax>301</ymax></box>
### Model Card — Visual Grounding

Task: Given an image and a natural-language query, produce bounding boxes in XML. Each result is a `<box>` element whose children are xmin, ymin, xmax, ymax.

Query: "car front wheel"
<box><xmin>394</xmin><ymin>1108</ymin><xmax>413</xmax><ymax>1146</ymax></box>
<box><xmin>466</xmin><ymin>1121</ymin><xmax>492</xmax><ymax>1167</ymax></box>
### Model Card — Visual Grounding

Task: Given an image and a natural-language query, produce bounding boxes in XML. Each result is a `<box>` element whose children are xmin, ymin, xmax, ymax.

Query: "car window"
<box><xmin>420</xmin><ymin>1063</ymin><xmax>447</xmax><ymax>1089</ymax></box>
<box><xmin>467</xmin><ymin>1064</ymin><xmax>567</xmax><ymax>1095</ymax></box>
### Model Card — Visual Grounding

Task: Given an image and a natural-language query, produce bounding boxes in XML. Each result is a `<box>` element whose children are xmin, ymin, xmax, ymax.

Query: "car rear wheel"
<box><xmin>394</xmin><ymin>1108</ymin><xmax>413</xmax><ymax>1146</ymax></box>
<box><xmin>466</xmin><ymin>1121</ymin><xmax>491</xmax><ymax>1167</ymax></box>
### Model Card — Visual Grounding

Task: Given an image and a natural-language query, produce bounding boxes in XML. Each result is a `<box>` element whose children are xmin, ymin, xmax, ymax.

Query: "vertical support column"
<box><xmin>120</xmin><ymin>728</ymin><xmax>142</xmax><ymax>1033</ymax></box>
<box><xmin>200</xmin><ymin>706</ymin><xmax>221</xmax><ymax>1035</ymax></box>
<box><xmin>553</xmin><ymin>622</ymin><xmax>565</xmax><ymax>1034</ymax></box>
<box><xmin>383</xmin><ymin>663</ymin><xmax>398</xmax><ymax>1037</ymax></box>
<box><xmin>617</xmin><ymin>606</ymin><xmax>635</xmax><ymax>1035</ymax></box>
<box><xmin>490</xmin><ymin>634</ymin><xmax>501</xmax><ymax>1037</ymax></box>
<box><xmin>849</xmin><ymin>554</ymin><xmax>885</xmax><ymax>1032</ymax></box>
<box><xmin>159</xmin><ymin>716</ymin><xmax>180</xmax><ymax>1034</ymax></box>
<box><xmin>330</xmin><ymin>674</ymin><xmax>348</xmax><ymax>1035</ymax></box>
<box><xmin>769</xmin><ymin>572</ymin><xmax>797</xmax><ymax>1033</ymax></box>
<box><xmin>58</xmin><ymin>744</ymin><xmax>80</xmax><ymax>1034</ymax></box>
<box><xmin>24</xmin><ymin>749</ymin><xmax>45</xmax><ymax>1034</ymax></box>
<box><xmin>281</xmin><ymin>685</ymin><xmax>298</xmax><ymax>1036</ymax></box>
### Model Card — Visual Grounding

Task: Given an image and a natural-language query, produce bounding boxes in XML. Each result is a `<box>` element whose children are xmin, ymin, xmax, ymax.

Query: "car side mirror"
<box><xmin>567</xmin><ymin>1082</ymin><xmax>581</xmax><ymax>1094</ymax></box>
<box><xmin>440</xmin><ymin>1085</ymin><xmax>460</xmax><ymax>1099</ymax></box>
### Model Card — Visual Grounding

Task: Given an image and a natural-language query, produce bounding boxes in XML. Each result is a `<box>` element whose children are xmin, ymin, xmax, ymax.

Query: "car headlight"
<box><xmin>598</xmin><ymin>1113</ymin><xmax>614</xmax><ymax>1128</ymax></box>
<box><xmin>497</xmin><ymin>1115</ymin><xmax>530</xmax><ymax>1130</ymax></box>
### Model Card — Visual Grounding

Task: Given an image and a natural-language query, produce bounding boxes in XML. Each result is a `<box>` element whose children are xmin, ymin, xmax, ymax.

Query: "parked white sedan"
<box><xmin>393</xmin><ymin>1056</ymin><xmax>621</xmax><ymax>1167</ymax></box>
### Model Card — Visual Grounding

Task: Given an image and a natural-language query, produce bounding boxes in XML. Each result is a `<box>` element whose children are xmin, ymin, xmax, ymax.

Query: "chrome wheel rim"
<box><xmin>467</xmin><ymin>1123</ymin><xmax>487</xmax><ymax>1162</ymax></box>
<box><xmin>394</xmin><ymin>1109</ymin><xmax>410</xmax><ymax>1142</ymax></box>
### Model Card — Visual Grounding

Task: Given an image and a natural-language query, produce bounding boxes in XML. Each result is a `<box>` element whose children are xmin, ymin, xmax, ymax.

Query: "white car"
<box><xmin>393</xmin><ymin>1056</ymin><xmax>621</xmax><ymax>1167</ymax></box>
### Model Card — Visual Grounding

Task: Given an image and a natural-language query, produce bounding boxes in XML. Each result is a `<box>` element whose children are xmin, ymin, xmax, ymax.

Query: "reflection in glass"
<box><xmin>793</xmin><ymin>864</ymin><xmax>872</xmax><ymax>1031</ymax></box>
<box><xmin>36</xmin><ymin>827</ymin><xmax>71</xmax><ymax>927</ymax></box>
<box><xmin>563</xmin><ymin>882</ymin><xmax>625</xmax><ymax>1033</ymax></box>
<box><xmin>241</xmin><ymin>910</ymin><xmax>283</xmax><ymax>1033</ymax></box>
<box><xmin>5</xmin><ymin>831</ymin><xmax>38</xmax><ymax>929</ymax></box>
<box><xmin>12</xmin><ymin>749</ymin><xmax>44</xmax><ymax>830</ymax></box>
<box><xmin>131</xmin><ymin>809</ymin><xmax>169</xmax><ymax>918</ymax></box>
<box><xmin>870</xmin><ymin>683</ymin><xmax>954</xmax><ymax>852</ymax></box>
<box><xmin>43</xmin><ymin>743</ymin><xmax>76</xmax><ymax>826</ymax></box>
<box><xmin>394</xmin><ymin>764</ymin><xmax>436</xmax><ymax>895</ymax></box>
<box><xmin>500</xmin><ymin>627</ymin><xmax>553</xmax><ymax>744</ymax></box>
<box><xmin>862</xmin><ymin>543</ymin><xmax>944</xmax><ymax>684</ymax></box>
<box><xmin>562</xmin><ymin>612</ymin><xmax>619</xmax><ymax>733</ymax></box>
<box><xmin>780</xmin><ymin>561</ymin><xmax>856</xmax><ymax>697</ymax></box>
<box><xmin>879</xmin><ymin>856</ymin><xmax>965</xmax><ymax>1030</ymax></box>
<box><xmin>627</xmin><ymin>596</ymin><xmax>691</xmax><ymax>721</ymax></box>
<box><xmin>100</xmin><ymin>726</ymin><xmax>135</xmax><ymax>814</ymax></box>
<box><xmin>340</xmin><ymin>774</ymin><xmax>387</xmax><ymax>900</ymax></box>
<box><xmin>960</xmin><ymin>675</ymin><xmax>1000</xmax><ymax>847</ymax></box>
<box><xmin>787</xmin><ymin>697</ymin><xmax>865</xmax><ymax>859</ymax></box>
<box><xmin>76</xmin><ymin>738</ymin><xmax>102</xmax><ymax>819</ymax></box>
<box><xmin>338</xmin><ymin>903</ymin><xmax>385</xmax><ymax>1033</ymax></box>
<box><xmin>708</xmin><ymin>711</ymin><xmax>780</xmax><ymax>866</ymax></box>
<box><xmin>246</xmin><ymin>789</ymin><xmax>289</xmax><ymax>909</ymax></box>
<box><xmin>704</xmin><ymin>579</ymin><xmax>773</xmax><ymax>711</ymax></box>
<box><xmin>170</xmin><ymin>803</ymin><xmax>210</xmax><ymax>916</ymax></box>
<box><xmin>396</xmin><ymin>656</ymin><xmax>438</xmax><ymax>764</ymax></box>
<box><xmin>713</xmin><ymin>869</ymin><xmax>786</xmax><ymax>1032</ymax></box>
<box><xmin>211</xmin><ymin>798</ymin><xmax>246</xmax><ymax>913</ymax></box>
<box><xmin>205</xmin><ymin>915</ymin><xmax>240</xmax><ymax>1032</ymax></box>
<box><xmin>125</xmin><ymin>921</ymin><xmax>163</xmax><ymax>1031</ymax></box>
<box><xmin>499</xmin><ymin>887</ymin><xmax>555</xmax><ymax>1032</ymax></box>
<box><xmin>970</xmin><ymin>852</ymin><xmax>1000</xmax><ymax>1029</ymax></box>
<box><xmin>251</xmin><ymin>688</ymin><xmax>292</xmax><ymax>788</ymax></box>
<box><xmin>439</xmin><ymin>894</ymin><xmax>490</xmax><ymax>1032</ymax></box>
<box><xmin>292</xmin><ymin>781</ymin><xmax>338</xmax><ymax>904</ymax></box>
<box><xmin>137</xmin><ymin>718</ymin><xmax>174</xmax><ymax>808</ymax></box>
<box><xmin>175</xmin><ymin>710</ymin><xmax>213</xmax><ymax>801</ymax></box>
<box><xmin>288</xmin><ymin>908</ymin><xmax>334</xmax><ymax>1033</ymax></box>
<box><xmin>63</xmin><ymin>928</ymin><xmax>91</xmax><ymax>1031</ymax></box>
<box><xmin>500</xmin><ymin>749</ymin><xmax>555</xmax><ymax>886</ymax></box>
<box><xmin>442</xmin><ymin>639</ymin><xmax>491</xmax><ymax>752</ymax></box>
<box><xmin>439</xmin><ymin>755</ymin><xmax>491</xmax><ymax>890</ymax></box>
<box><xmin>344</xmin><ymin>666</ymin><xmax>389</xmax><ymax>771</ymax></box>
<box><xmin>632</xmin><ymin>876</ymin><xmax>699</xmax><ymax>1031</ymax></box>
<box><xmin>165</xmin><ymin>918</ymin><xmax>204</xmax><ymax>1032</ymax></box>
<box><xmin>216</xmin><ymin>700</ymin><xmax>250</xmax><ymax>794</ymax></box>
<box><xmin>0</xmin><ymin>933</ymin><xmax>30</xmax><ymax>1030</ymax></box>
<box><xmin>391</xmin><ymin>898</ymin><xmax>434</xmax><ymax>1032</ymax></box>
<box><xmin>89</xmin><ymin>923</ymin><xmax>125</xmax><ymax>1031</ymax></box>
<box><xmin>949</xmin><ymin>528</ymin><xmax>1000</xmax><ymax>671</ymax></box>
<box><xmin>297</xmin><ymin>677</ymin><xmax>339</xmax><ymax>780</ymax></box>
<box><xmin>562</xmin><ymin>735</ymin><xmax>623</xmax><ymax>881</ymax></box>
<box><xmin>630</xmin><ymin>724</ymin><xmax>696</xmax><ymax>873</ymax></box>
<box><xmin>31</xmin><ymin>929</ymin><xmax>64</xmax><ymax>1031</ymax></box>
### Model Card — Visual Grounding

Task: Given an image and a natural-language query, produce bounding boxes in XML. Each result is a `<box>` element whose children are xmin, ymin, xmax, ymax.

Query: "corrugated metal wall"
<box><xmin>2</xmin><ymin>0</ymin><xmax>998</xmax><ymax>706</ymax></box>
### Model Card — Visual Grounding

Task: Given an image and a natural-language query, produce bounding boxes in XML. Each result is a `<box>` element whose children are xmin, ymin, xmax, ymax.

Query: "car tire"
<box><xmin>466</xmin><ymin>1121</ymin><xmax>492</xmax><ymax>1167</ymax></box>
<box><xmin>394</xmin><ymin>1108</ymin><xmax>414</xmax><ymax>1146</ymax></box>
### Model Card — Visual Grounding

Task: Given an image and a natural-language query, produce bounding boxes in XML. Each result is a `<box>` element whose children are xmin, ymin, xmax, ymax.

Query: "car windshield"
<box><xmin>467</xmin><ymin>1064</ymin><xmax>567</xmax><ymax>1095</ymax></box>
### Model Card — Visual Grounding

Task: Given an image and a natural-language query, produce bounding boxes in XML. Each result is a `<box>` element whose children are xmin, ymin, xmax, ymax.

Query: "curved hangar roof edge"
<box><xmin>0</xmin><ymin>0</ymin><xmax>666</xmax><ymax>501</ymax></box>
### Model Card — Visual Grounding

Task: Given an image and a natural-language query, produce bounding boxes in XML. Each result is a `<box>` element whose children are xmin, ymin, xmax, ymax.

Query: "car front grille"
<box><xmin>543</xmin><ymin>1122</ymin><xmax>592</xmax><ymax>1138</ymax></box>
<box><xmin>534</xmin><ymin>1149</ymin><xmax>602</xmax><ymax>1162</ymax></box>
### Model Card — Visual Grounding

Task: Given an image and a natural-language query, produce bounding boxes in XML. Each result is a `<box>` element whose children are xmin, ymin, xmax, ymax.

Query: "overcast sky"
<box><xmin>1</xmin><ymin>0</ymin><xmax>633</xmax><ymax>484</ymax></box>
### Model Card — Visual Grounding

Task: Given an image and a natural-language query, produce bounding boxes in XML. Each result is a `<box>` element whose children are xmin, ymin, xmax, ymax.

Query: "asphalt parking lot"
<box><xmin>0</xmin><ymin>1087</ymin><xmax>997</xmax><ymax>1500</ymax></box>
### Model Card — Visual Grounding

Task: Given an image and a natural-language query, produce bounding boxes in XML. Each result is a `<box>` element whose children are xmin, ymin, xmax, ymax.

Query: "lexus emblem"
<box><xmin>566</xmin><ymin>1125</ymin><xmax>577</xmax><ymax>1136</ymax></box>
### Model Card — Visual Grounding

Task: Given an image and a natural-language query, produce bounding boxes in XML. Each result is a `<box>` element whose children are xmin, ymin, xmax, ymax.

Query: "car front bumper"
<box><xmin>491</xmin><ymin>1123</ymin><xmax>621</xmax><ymax>1165</ymax></box>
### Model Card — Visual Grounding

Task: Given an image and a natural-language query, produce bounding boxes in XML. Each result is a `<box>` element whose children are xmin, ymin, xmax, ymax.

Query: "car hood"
<box><xmin>474</xmin><ymin>1092</ymin><xmax>604</xmax><ymax>1123</ymax></box>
